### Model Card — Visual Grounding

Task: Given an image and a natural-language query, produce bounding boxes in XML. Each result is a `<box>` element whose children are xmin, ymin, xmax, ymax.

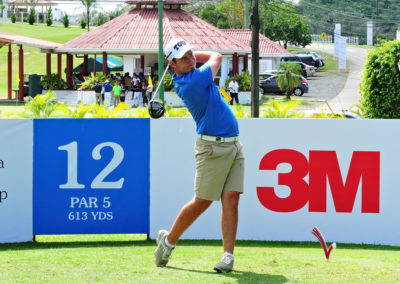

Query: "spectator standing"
<box><xmin>104</xmin><ymin>80</ymin><xmax>113</xmax><ymax>106</ymax></box>
<box><xmin>112</xmin><ymin>81</ymin><xmax>122</xmax><ymax>107</ymax></box>
<box><xmin>141</xmin><ymin>79</ymin><xmax>148</xmax><ymax>106</ymax></box>
<box><xmin>124</xmin><ymin>73</ymin><xmax>132</xmax><ymax>91</ymax></box>
<box><xmin>93</xmin><ymin>81</ymin><xmax>103</xmax><ymax>105</ymax></box>
<box><xmin>132</xmin><ymin>74</ymin><xmax>142</xmax><ymax>107</ymax></box>
<box><xmin>101</xmin><ymin>82</ymin><xmax>105</xmax><ymax>103</ymax></box>
<box><xmin>228</xmin><ymin>78</ymin><xmax>239</xmax><ymax>105</ymax></box>
<box><xmin>146</xmin><ymin>82</ymin><xmax>154</xmax><ymax>101</ymax></box>
<box><xmin>120</xmin><ymin>83</ymin><xmax>127</xmax><ymax>103</ymax></box>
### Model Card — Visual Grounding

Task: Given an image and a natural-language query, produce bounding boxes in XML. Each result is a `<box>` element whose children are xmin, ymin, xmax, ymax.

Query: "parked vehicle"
<box><xmin>293</xmin><ymin>51</ymin><xmax>325</xmax><ymax>68</ymax></box>
<box><xmin>294</xmin><ymin>62</ymin><xmax>315</xmax><ymax>77</ymax></box>
<box><xmin>280</xmin><ymin>55</ymin><xmax>318</xmax><ymax>69</ymax></box>
<box><xmin>259</xmin><ymin>73</ymin><xmax>309</xmax><ymax>96</ymax></box>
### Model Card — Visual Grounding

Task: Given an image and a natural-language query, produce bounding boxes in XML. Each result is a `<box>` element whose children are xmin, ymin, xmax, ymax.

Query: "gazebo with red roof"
<box><xmin>0</xmin><ymin>32</ymin><xmax>61</xmax><ymax>101</ymax></box>
<box><xmin>56</xmin><ymin>0</ymin><xmax>251</xmax><ymax>88</ymax></box>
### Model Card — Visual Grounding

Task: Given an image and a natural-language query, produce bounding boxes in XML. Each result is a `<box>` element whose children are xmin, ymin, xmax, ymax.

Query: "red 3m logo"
<box><xmin>257</xmin><ymin>150</ymin><xmax>380</xmax><ymax>213</ymax></box>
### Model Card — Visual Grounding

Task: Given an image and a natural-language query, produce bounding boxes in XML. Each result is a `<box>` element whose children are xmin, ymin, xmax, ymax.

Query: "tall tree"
<box><xmin>261</xmin><ymin>1</ymin><xmax>311</xmax><ymax>48</ymax></box>
<box><xmin>81</xmin><ymin>0</ymin><xmax>97</xmax><ymax>31</ymax></box>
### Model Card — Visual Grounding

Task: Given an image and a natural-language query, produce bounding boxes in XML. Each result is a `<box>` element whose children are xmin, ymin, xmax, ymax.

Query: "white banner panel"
<box><xmin>0</xmin><ymin>120</ymin><xmax>33</xmax><ymax>243</ymax></box>
<box><xmin>334</xmin><ymin>24</ymin><xmax>341</xmax><ymax>57</ymax></box>
<box><xmin>151</xmin><ymin>118</ymin><xmax>400</xmax><ymax>245</ymax></box>
<box><xmin>367</xmin><ymin>21</ymin><xmax>373</xmax><ymax>46</ymax></box>
<box><xmin>338</xmin><ymin>36</ymin><xmax>347</xmax><ymax>70</ymax></box>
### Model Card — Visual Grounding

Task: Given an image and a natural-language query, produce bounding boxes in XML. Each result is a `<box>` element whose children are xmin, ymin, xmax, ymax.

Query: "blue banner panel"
<box><xmin>33</xmin><ymin>119</ymin><xmax>150</xmax><ymax>234</ymax></box>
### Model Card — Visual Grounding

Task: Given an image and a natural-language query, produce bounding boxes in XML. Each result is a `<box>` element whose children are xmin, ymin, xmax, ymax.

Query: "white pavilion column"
<box><xmin>219</xmin><ymin>56</ymin><xmax>229</xmax><ymax>88</ymax></box>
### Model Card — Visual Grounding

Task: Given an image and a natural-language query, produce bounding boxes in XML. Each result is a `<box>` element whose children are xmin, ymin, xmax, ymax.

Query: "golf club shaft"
<box><xmin>151</xmin><ymin>64</ymin><xmax>170</xmax><ymax>102</ymax></box>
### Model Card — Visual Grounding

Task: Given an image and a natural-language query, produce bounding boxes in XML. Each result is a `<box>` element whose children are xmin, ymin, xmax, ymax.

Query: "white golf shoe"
<box><xmin>213</xmin><ymin>253</ymin><xmax>234</xmax><ymax>273</ymax></box>
<box><xmin>154</xmin><ymin>230</ymin><xmax>174</xmax><ymax>267</ymax></box>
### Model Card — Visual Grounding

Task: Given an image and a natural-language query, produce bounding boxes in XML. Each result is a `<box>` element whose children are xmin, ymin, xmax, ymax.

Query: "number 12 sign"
<box><xmin>33</xmin><ymin>119</ymin><xmax>150</xmax><ymax>235</ymax></box>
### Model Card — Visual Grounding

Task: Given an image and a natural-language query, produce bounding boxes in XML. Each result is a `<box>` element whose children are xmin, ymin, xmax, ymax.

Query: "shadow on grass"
<box><xmin>0</xmin><ymin>239</ymin><xmax>153</xmax><ymax>251</ymax></box>
<box><xmin>168</xmin><ymin>266</ymin><xmax>288</xmax><ymax>284</ymax></box>
<box><xmin>1</xmin><ymin>237</ymin><xmax>399</xmax><ymax>252</ymax></box>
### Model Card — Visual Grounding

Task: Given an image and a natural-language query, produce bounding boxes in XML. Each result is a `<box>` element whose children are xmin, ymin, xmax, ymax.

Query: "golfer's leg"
<box><xmin>167</xmin><ymin>197</ymin><xmax>212</xmax><ymax>245</ymax></box>
<box><xmin>221</xmin><ymin>191</ymin><xmax>240</xmax><ymax>253</ymax></box>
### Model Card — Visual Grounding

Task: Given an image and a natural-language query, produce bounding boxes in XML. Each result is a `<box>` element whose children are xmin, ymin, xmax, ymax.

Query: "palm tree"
<box><xmin>81</xmin><ymin>0</ymin><xmax>97</xmax><ymax>32</ymax></box>
<box><xmin>276</xmin><ymin>62</ymin><xmax>303</xmax><ymax>99</ymax></box>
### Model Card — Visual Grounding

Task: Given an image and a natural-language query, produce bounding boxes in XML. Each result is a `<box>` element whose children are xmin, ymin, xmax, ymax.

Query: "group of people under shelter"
<box><xmin>93</xmin><ymin>72</ymin><xmax>154</xmax><ymax>107</ymax></box>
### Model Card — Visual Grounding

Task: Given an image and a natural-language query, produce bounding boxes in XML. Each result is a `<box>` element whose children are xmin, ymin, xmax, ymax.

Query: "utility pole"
<box><xmin>251</xmin><ymin>0</ymin><xmax>259</xmax><ymax>118</ymax></box>
<box><xmin>376</xmin><ymin>0</ymin><xmax>379</xmax><ymax>43</ymax></box>
<box><xmin>158</xmin><ymin>0</ymin><xmax>164</xmax><ymax>102</ymax></box>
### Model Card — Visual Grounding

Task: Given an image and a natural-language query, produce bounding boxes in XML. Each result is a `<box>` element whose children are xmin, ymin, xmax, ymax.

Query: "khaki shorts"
<box><xmin>194</xmin><ymin>137</ymin><xmax>245</xmax><ymax>201</ymax></box>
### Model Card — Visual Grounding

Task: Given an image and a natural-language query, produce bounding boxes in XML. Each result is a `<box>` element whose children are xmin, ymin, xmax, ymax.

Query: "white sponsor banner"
<box><xmin>0</xmin><ymin>120</ymin><xmax>33</xmax><ymax>243</ymax></box>
<box><xmin>334</xmin><ymin>24</ymin><xmax>341</xmax><ymax>57</ymax></box>
<box><xmin>151</xmin><ymin>118</ymin><xmax>400</xmax><ymax>245</ymax></box>
<box><xmin>367</xmin><ymin>21</ymin><xmax>373</xmax><ymax>46</ymax></box>
<box><xmin>338</xmin><ymin>36</ymin><xmax>347</xmax><ymax>70</ymax></box>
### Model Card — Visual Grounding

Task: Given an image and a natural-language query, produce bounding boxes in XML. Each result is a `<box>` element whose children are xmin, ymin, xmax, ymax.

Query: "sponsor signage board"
<box><xmin>33</xmin><ymin>119</ymin><xmax>150</xmax><ymax>234</ymax></box>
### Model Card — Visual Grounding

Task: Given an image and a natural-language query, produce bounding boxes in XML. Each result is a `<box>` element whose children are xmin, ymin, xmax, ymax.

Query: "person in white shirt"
<box><xmin>228</xmin><ymin>78</ymin><xmax>239</xmax><ymax>105</ymax></box>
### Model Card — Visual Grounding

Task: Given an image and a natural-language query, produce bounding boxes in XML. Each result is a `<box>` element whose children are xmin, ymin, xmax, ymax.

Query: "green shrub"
<box><xmin>41</xmin><ymin>74</ymin><xmax>67</xmax><ymax>90</ymax></box>
<box><xmin>10</xmin><ymin>13</ymin><xmax>17</xmax><ymax>23</ymax></box>
<box><xmin>62</xmin><ymin>14</ymin><xmax>69</xmax><ymax>28</ymax></box>
<box><xmin>45</xmin><ymin>8</ymin><xmax>53</xmax><ymax>26</ymax></box>
<box><xmin>95</xmin><ymin>12</ymin><xmax>107</xmax><ymax>26</ymax></box>
<box><xmin>225</xmin><ymin>70</ymin><xmax>251</xmax><ymax>91</ymax></box>
<box><xmin>80</xmin><ymin>19</ymin><xmax>87</xmax><ymax>29</ymax></box>
<box><xmin>260</xmin><ymin>99</ymin><xmax>303</xmax><ymax>118</ymax></box>
<box><xmin>79</xmin><ymin>73</ymin><xmax>109</xmax><ymax>90</ymax></box>
<box><xmin>24</xmin><ymin>91</ymin><xmax>62</xmax><ymax>118</ymax></box>
<box><xmin>360</xmin><ymin>40</ymin><xmax>400</xmax><ymax>118</ymax></box>
<box><xmin>27</xmin><ymin>7</ymin><xmax>36</xmax><ymax>25</ymax></box>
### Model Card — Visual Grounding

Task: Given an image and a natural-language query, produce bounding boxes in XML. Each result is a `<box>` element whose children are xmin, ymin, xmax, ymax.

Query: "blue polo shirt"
<box><xmin>104</xmin><ymin>83</ymin><xmax>112</xmax><ymax>92</ymax></box>
<box><xmin>173</xmin><ymin>63</ymin><xmax>239</xmax><ymax>137</ymax></box>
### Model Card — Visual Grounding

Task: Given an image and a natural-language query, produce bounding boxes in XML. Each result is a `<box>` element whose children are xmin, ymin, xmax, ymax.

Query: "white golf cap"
<box><xmin>165</xmin><ymin>38</ymin><xmax>194</xmax><ymax>62</ymax></box>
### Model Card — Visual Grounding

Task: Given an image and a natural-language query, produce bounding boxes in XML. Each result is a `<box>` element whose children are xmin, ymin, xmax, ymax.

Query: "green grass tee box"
<box><xmin>0</xmin><ymin>235</ymin><xmax>400</xmax><ymax>283</ymax></box>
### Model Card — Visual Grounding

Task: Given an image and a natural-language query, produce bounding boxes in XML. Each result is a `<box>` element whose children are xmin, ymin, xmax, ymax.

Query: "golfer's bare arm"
<box><xmin>194</xmin><ymin>51</ymin><xmax>222</xmax><ymax>78</ymax></box>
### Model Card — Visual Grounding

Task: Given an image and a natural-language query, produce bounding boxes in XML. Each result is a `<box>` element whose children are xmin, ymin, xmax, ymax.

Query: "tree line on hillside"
<box><xmin>295</xmin><ymin>0</ymin><xmax>400</xmax><ymax>45</ymax></box>
<box><xmin>188</xmin><ymin>0</ymin><xmax>400</xmax><ymax>46</ymax></box>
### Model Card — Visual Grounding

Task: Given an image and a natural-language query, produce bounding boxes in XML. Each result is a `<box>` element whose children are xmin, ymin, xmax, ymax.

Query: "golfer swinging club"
<box><xmin>154</xmin><ymin>38</ymin><xmax>245</xmax><ymax>273</ymax></box>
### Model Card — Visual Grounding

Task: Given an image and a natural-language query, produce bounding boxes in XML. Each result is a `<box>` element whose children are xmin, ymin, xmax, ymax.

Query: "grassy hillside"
<box><xmin>0</xmin><ymin>22</ymin><xmax>87</xmax><ymax>99</ymax></box>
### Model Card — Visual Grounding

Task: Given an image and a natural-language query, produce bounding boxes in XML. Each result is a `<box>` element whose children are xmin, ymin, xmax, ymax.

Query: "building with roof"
<box><xmin>223</xmin><ymin>29</ymin><xmax>290</xmax><ymax>73</ymax></box>
<box><xmin>56</xmin><ymin>0</ymin><xmax>291</xmax><ymax>88</ymax></box>
<box><xmin>2</xmin><ymin>0</ymin><xmax>292</xmax><ymax>97</ymax></box>
<box><xmin>56</xmin><ymin>0</ymin><xmax>253</xmax><ymax>87</ymax></box>
<box><xmin>0</xmin><ymin>32</ymin><xmax>61</xmax><ymax>100</ymax></box>
<box><xmin>6</xmin><ymin>0</ymin><xmax>56</xmax><ymax>24</ymax></box>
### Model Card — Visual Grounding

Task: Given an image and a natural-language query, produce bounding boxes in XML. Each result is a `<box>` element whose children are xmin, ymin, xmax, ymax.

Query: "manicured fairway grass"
<box><xmin>1</xmin><ymin>234</ymin><xmax>399</xmax><ymax>283</ymax></box>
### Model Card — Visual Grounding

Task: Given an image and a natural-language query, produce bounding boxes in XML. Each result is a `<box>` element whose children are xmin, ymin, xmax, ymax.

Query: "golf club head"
<box><xmin>148</xmin><ymin>100</ymin><xmax>165</xmax><ymax>119</ymax></box>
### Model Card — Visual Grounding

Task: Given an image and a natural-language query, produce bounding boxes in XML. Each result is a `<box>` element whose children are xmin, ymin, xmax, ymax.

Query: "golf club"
<box><xmin>148</xmin><ymin>64</ymin><xmax>169</xmax><ymax>119</ymax></box>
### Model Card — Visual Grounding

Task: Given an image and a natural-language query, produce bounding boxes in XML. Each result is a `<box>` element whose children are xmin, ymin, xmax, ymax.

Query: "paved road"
<box><xmin>307</xmin><ymin>43</ymin><xmax>368</xmax><ymax>111</ymax></box>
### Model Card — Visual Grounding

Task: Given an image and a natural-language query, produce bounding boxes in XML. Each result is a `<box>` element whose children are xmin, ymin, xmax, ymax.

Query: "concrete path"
<box><xmin>308</xmin><ymin>43</ymin><xmax>368</xmax><ymax>112</ymax></box>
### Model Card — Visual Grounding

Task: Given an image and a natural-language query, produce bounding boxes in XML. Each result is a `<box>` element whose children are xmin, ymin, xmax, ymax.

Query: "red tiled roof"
<box><xmin>57</xmin><ymin>8</ymin><xmax>251</xmax><ymax>54</ymax></box>
<box><xmin>0</xmin><ymin>32</ymin><xmax>61</xmax><ymax>50</ymax></box>
<box><xmin>126</xmin><ymin>0</ymin><xmax>190</xmax><ymax>5</ymax></box>
<box><xmin>223</xmin><ymin>29</ymin><xmax>290</xmax><ymax>55</ymax></box>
